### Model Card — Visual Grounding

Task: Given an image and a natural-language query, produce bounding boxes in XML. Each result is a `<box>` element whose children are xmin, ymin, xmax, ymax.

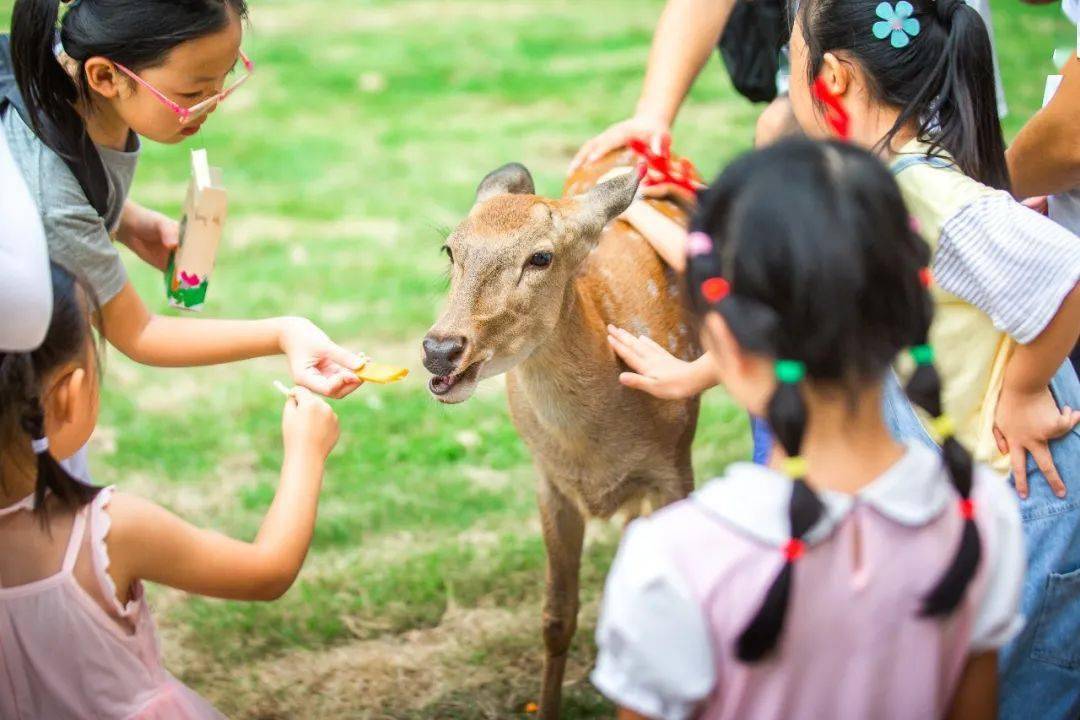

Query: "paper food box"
<box><xmin>166</xmin><ymin>149</ymin><xmax>227</xmax><ymax>311</ymax></box>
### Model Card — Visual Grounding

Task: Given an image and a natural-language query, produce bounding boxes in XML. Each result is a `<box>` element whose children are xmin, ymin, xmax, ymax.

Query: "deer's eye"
<box><xmin>529</xmin><ymin>251</ymin><xmax>553</xmax><ymax>268</ymax></box>
<box><xmin>442</xmin><ymin>245</ymin><xmax>454</xmax><ymax>263</ymax></box>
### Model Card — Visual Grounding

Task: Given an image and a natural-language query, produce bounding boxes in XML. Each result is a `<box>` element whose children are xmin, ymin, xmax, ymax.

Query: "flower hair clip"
<box><xmin>701</xmin><ymin>277</ymin><xmax>731</xmax><ymax>304</ymax></box>
<box><xmin>873</xmin><ymin>1</ymin><xmax>920</xmax><ymax>49</ymax></box>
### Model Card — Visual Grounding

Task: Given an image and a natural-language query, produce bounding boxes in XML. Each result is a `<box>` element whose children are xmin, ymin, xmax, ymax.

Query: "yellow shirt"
<box><xmin>891</xmin><ymin>142</ymin><xmax>1013</xmax><ymax>469</ymax></box>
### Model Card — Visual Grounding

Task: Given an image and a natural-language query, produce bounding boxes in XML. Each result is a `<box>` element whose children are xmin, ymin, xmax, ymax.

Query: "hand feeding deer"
<box><xmin>422</xmin><ymin>150</ymin><xmax>701</xmax><ymax>718</ymax></box>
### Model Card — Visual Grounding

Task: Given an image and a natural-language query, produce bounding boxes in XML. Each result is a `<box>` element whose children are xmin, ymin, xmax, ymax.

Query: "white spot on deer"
<box><xmin>646</xmin><ymin>280</ymin><xmax>659</xmax><ymax>298</ymax></box>
<box><xmin>668</xmin><ymin>281</ymin><xmax>680</xmax><ymax>298</ymax></box>
<box><xmin>678</xmin><ymin>323</ymin><xmax>689</xmax><ymax>336</ymax></box>
<box><xmin>667</xmin><ymin>334</ymin><xmax>678</xmax><ymax>353</ymax></box>
<box><xmin>630</xmin><ymin>319</ymin><xmax>649</xmax><ymax>338</ymax></box>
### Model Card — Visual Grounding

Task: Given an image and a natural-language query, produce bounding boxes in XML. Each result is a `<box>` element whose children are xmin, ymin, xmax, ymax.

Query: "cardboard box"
<box><xmin>166</xmin><ymin>149</ymin><xmax>226</xmax><ymax>311</ymax></box>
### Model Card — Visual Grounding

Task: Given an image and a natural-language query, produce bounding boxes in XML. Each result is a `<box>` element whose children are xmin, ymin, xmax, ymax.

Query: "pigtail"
<box><xmin>0</xmin><ymin>264</ymin><xmax>102</xmax><ymax>521</ymax></box>
<box><xmin>926</xmin><ymin>0</ymin><xmax>1009</xmax><ymax>191</ymax></box>
<box><xmin>903</xmin><ymin>278</ymin><xmax>981</xmax><ymax>616</ymax></box>
<box><xmin>736</xmin><ymin>360</ymin><xmax>825</xmax><ymax>661</ymax></box>
<box><xmin>11</xmin><ymin>0</ymin><xmax>87</xmax><ymax>157</ymax></box>
<box><xmin>6</xmin><ymin>356</ymin><xmax>100</xmax><ymax>522</ymax></box>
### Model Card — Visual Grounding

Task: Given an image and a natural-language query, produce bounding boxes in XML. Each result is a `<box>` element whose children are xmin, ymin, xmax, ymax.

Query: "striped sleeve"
<box><xmin>934</xmin><ymin>192</ymin><xmax>1080</xmax><ymax>344</ymax></box>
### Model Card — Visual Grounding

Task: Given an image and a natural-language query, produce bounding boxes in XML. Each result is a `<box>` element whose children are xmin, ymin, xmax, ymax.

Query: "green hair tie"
<box><xmin>775</xmin><ymin>359</ymin><xmax>806</xmax><ymax>384</ymax></box>
<box><xmin>910</xmin><ymin>344</ymin><xmax>935</xmax><ymax>366</ymax></box>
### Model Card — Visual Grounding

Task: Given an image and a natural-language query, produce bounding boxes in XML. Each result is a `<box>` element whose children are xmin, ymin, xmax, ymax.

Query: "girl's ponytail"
<box><xmin>11</xmin><ymin>0</ymin><xmax>88</xmax><ymax>158</ymax></box>
<box><xmin>904</xmin><ymin>279</ymin><xmax>981</xmax><ymax>615</ymax></box>
<box><xmin>799</xmin><ymin>0</ymin><xmax>1009</xmax><ymax>190</ymax></box>
<box><xmin>0</xmin><ymin>264</ymin><xmax>102</xmax><ymax>521</ymax></box>
<box><xmin>929</xmin><ymin>0</ymin><xmax>1010</xmax><ymax>191</ymax></box>
<box><xmin>20</xmin><ymin>390</ymin><xmax>100</xmax><ymax>520</ymax></box>
<box><xmin>737</xmin><ymin>359</ymin><xmax>825</xmax><ymax>662</ymax></box>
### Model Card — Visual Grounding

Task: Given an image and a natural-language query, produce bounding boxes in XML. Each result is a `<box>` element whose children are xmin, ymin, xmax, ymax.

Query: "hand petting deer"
<box><xmin>422</xmin><ymin>149</ymin><xmax>702</xmax><ymax>717</ymax></box>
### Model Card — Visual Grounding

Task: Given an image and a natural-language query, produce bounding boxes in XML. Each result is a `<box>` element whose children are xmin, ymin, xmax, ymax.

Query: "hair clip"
<box><xmin>775</xmin><ymin>359</ymin><xmax>806</xmax><ymax>384</ymax></box>
<box><xmin>686</xmin><ymin>231</ymin><xmax>714</xmax><ymax>257</ymax></box>
<box><xmin>873</xmin><ymin>1</ymin><xmax>921</xmax><ymax>49</ymax></box>
<box><xmin>918</xmin><ymin>267</ymin><xmax>933</xmax><ymax>288</ymax></box>
<box><xmin>701</xmin><ymin>277</ymin><xmax>730</xmax><ymax>304</ymax></box>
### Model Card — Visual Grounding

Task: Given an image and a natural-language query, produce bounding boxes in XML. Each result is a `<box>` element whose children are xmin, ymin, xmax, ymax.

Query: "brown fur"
<box><xmin>424</xmin><ymin>149</ymin><xmax>700</xmax><ymax>717</ymax></box>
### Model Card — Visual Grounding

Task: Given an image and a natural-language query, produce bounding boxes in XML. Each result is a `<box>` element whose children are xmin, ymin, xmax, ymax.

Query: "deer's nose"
<box><xmin>422</xmin><ymin>334</ymin><xmax>467</xmax><ymax>376</ymax></box>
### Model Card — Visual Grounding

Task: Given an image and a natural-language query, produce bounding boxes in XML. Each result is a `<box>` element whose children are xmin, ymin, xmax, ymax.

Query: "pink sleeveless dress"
<box><xmin>0</xmin><ymin>487</ymin><xmax>223</xmax><ymax>720</ymax></box>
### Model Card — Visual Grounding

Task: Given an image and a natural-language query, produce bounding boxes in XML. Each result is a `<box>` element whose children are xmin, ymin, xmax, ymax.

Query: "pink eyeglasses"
<box><xmin>113</xmin><ymin>52</ymin><xmax>255</xmax><ymax>126</ymax></box>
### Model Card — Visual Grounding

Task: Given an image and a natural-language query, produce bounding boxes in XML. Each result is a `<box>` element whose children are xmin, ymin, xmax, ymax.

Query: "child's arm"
<box><xmin>569</xmin><ymin>0</ymin><xmax>737</xmax><ymax>172</ymax></box>
<box><xmin>106</xmin><ymin>388</ymin><xmax>339</xmax><ymax>601</ymax></box>
<box><xmin>945</xmin><ymin>652</ymin><xmax>997</xmax><ymax>720</ymax></box>
<box><xmin>608</xmin><ymin>325</ymin><xmax>717</xmax><ymax>399</ymax></box>
<box><xmin>622</xmin><ymin>201</ymin><xmax>689</xmax><ymax>272</ymax></box>
<box><xmin>101</xmin><ymin>282</ymin><xmax>364</xmax><ymax>398</ymax></box>
<box><xmin>994</xmin><ymin>283</ymin><xmax>1080</xmax><ymax>498</ymax></box>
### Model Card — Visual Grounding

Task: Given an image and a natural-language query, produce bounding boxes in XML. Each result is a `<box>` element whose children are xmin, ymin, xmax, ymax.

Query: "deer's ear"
<box><xmin>476</xmin><ymin>163</ymin><xmax>536</xmax><ymax>203</ymax></box>
<box><xmin>567</xmin><ymin>169</ymin><xmax>640</xmax><ymax>237</ymax></box>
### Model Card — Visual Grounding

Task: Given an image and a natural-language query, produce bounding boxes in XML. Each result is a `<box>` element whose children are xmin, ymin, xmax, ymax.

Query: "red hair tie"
<box><xmin>811</xmin><ymin>78</ymin><xmax>850</xmax><ymax>139</ymax></box>
<box><xmin>958</xmin><ymin>498</ymin><xmax>975</xmax><ymax>521</ymax></box>
<box><xmin>701</xmin><ymin>277</ymin><xmax>731</xmax><ymax>304</ymax></box>
<box><xmin>919</xmin><ymin>267</ymin><xmax>933</xmax><ymax>288</ymax></box>
<box><xmin>783</xmin><ymin>538</ymin><xmax>806</xmax><ymax>562</ymax></box>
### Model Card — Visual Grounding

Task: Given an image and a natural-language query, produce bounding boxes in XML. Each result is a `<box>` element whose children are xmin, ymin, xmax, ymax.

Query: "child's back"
<box><xmin>0</xmin><ymin>490</ymin><xmax>222</xmax><ymax>719</ymax></box>
<box><xmin>594</xmin><ymin>443</ymin><xmax>1022</xmax><ymax>720</ymax></box>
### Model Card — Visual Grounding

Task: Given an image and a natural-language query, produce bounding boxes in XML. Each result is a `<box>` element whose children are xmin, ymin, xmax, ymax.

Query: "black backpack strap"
<box><xmin>0</xmin><ymin>34</ymin><xmax>110</xmax><ymax>219</ymax></box>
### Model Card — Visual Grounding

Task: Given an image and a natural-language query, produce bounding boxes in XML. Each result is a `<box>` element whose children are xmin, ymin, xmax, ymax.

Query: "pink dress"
<box><xmin>0</xmin><ymin>487</ymin><xmax>223</xmax><ymax>719</ymax></box>
<box><xmin>592</xmin><ymin>443</ymin><xmax>1026</xmax><ymax>720</ymax></box>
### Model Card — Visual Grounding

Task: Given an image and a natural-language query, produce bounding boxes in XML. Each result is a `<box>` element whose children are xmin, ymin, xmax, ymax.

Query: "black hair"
<box><xmin>11</xmin><ymin>0</ymin><xmax>248</xmax><ymax>159</ymax></box>
<box><xmin>686</xmin><ymin>138</ymin><xmax>980</xmax><ymax>661</ymax></box>
<box><xmin>795</xmin><ymin>0</ymin><xmax>1009</xmax><ymax>191</ymax></box>
<box><xmin>0</xmin><ymin>263</ymin><xmax>102</xmax><ymax>519</ymax></box>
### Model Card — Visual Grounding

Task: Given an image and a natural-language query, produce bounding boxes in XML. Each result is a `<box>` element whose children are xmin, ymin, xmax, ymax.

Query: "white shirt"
<box><xmin>0</xmin><ymin>130</ymin><xmax>51</xmax><ymax>352</ymax></box>
<box><xmin>593</xmin><ymin>444</ymin><xmax>1026</xmax><ymax>719</ymax></box>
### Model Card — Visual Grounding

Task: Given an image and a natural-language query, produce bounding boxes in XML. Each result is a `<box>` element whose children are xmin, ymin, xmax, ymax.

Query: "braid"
<box><xmin>904</xmin><ymin>275</ymin><xmax>981</xmax><ymax>616</ymax></box>
<box><xmin>737</xmin><ymin>360</ymin><xmax>825</xmax><ymax>662</ymax></box>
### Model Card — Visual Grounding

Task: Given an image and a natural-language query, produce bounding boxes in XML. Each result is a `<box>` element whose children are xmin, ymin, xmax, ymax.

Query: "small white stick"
<box><xmin>273</xmin><ymin>380</ymin><xmax>294</xmax><ymax>398</ymax></box>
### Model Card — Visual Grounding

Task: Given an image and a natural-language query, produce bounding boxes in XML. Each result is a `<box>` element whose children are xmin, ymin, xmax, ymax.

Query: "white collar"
<box><xmin>692</xmin><ymin>442</ymin><xmax>952</xmax><ymax>547</ymax></box>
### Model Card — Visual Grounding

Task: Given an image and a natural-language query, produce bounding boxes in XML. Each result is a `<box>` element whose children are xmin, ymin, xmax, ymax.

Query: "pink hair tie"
<box><xmin>686</xmin><ymin>231</ymin><xmax>713</xmax><ymax>256</ymax></box>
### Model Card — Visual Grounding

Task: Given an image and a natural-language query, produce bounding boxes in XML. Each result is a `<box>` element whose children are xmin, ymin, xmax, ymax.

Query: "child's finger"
<box><xmin>607</xmin><ymin>335</ymin><xmax>645</xmax><ymax>371</ymax></box>
<box><xmin>1010</xmin><ymin>445</ymin><xmax>1029</xmax><ymax>500</ymax></box>
<box><xmin>607</xmin><ymin>326</ymin><xmax>644</xmax><ymax>361</ymax></box>
<box><xmin>1030</xmin><ymin>443</ymin><xmax>1067</xmax><ymax>498</ymax></box>
<box><xmin>992</xmin><ymin>426</ymin><xmax>1009</xmax><ymax>456</ymax></box>
<box><xmin>640</xmin><ymin>335</ymin><xmax>668</xmax><ymax>356</ymax></box>
<box><xmin>619</xmin><ymin>371</ymin><xmax>660</xmax><ymax>395</ymax></box>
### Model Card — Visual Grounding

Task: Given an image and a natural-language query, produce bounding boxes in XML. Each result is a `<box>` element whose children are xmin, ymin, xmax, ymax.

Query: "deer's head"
<box><xmin>423</xmin><ymin>162</ymin><xmax>639</xmax><ymax>403</ymax></box>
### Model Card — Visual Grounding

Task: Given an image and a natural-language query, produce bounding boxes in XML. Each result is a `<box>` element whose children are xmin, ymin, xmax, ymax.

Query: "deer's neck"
<box><xmin>512</xmin><ymin>284</ymin><xmax>611</xmax><ymax>431</ymax></box>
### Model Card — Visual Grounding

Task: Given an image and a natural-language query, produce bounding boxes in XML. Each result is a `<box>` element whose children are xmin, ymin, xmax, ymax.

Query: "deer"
<box><xmin>422</xmin><ymin>149</ymin><xmax>701</xmax><ymax>718</ymax></box>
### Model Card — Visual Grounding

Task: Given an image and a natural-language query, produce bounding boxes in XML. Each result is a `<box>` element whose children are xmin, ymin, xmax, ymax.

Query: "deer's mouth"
<box><xmin>428</xmin><ymin>361</ymin><xmax>482</xmax><ymax>403</ymax></box>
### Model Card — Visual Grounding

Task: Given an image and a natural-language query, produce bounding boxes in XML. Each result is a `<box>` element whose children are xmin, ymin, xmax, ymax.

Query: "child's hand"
<box><xmin>282</xmin><ymin>387</ymin><xmax>340</xmax><ymax>460</ymax></box>
<box><xmin>993</xmin><ymin>385</ymin><xmax>1080</xmax><ymax>499</ymax></box>
<box><xmin>279</xmin><ymin>318</ymin><xmax>365</xmax><ymax>399</ymax></box>
<box><xmin>607</xmin><ymin>325</ymin><xmax>704</xmax><ymax>399</ymax></box>
<box><xmin>116</xmin><ymin>202</ymin><xmax>180</xmax><ymax>271</ymax></box>
<box><xmin>570</xmin><ymin>117</ymin><xmax>670</xmax><ymax>173</ymax></box>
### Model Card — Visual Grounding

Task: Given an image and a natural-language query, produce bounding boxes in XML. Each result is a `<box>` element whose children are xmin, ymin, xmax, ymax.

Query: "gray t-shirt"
<box><xmin>1</xmin><ymin>108</ymin><xmax>139</xmax><ymax>306</ymax></box>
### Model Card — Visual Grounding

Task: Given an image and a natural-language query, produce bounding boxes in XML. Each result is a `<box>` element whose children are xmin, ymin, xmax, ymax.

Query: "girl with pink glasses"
<box><xmin>4</xmin><ymin>0</ymin><xmax>366</xmax><ymax>486</ymax></box>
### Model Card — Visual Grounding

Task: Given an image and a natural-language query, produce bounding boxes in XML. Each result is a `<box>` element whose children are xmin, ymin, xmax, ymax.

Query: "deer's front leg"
<box><xmin>536</xmin><ymin>471</ymin><xmax>585</xmax><ymax>720</ymax></box>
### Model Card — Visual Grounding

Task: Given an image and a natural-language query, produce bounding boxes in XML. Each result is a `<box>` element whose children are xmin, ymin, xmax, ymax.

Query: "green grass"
<box><xmin>2</xmin><ymin>0</ymin><xmax>1072</xmax><ymax>716</ymax></box>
